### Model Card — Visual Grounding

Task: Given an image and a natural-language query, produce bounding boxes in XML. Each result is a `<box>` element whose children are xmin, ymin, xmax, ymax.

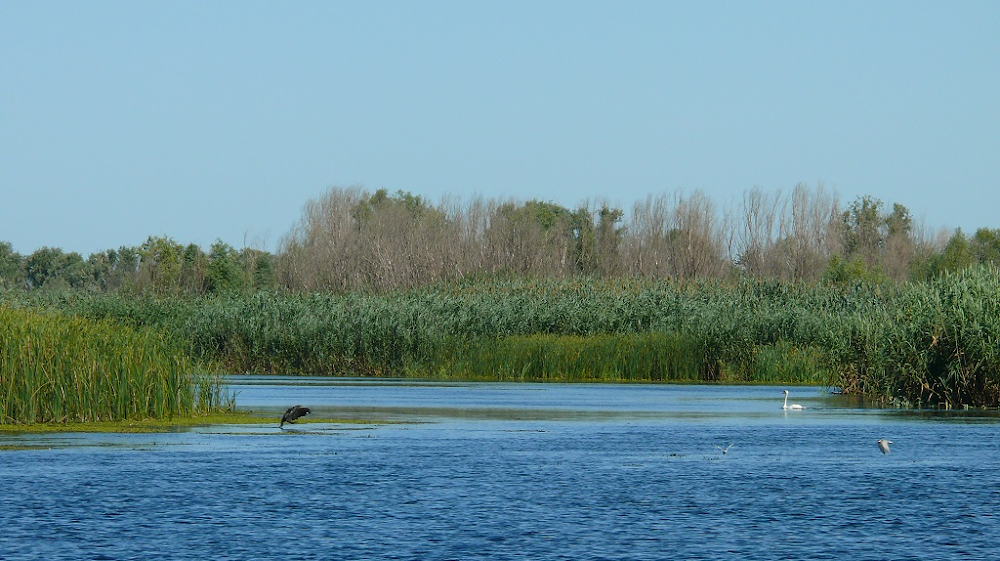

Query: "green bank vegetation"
<box><xmin>0</xmin><ymin>306</ymin><xmax>231</xmax><ymax>424</ymax></box>
<box><xmin>2</xmin><ymin>184</ymin><xmax>1000</xmax><ymax>422</ymax></box>
<box><xmin>5</xmin><ymin>267</ymin><xmax>1000</xmax><ymax>407</ymax></box>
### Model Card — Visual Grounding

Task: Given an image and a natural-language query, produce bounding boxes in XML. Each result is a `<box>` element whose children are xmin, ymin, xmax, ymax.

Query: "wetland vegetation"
<box><xmin>3</xmin><ymin>184</ymin><xmax>1000</xmax><ymax>425</ymax></box>
<box><xmin>0</xmin><ymin>306</ymin><xmax>231</xmax><ymax>425</ymax></box>
<box><xmin>5</xmin><ymin>267</ymin><xmax>1000</xmax><ymax>410</ymax></box>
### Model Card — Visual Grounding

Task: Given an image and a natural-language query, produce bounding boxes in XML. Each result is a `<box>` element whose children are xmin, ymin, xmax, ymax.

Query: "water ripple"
<box><xmin>3</xmin><ymin>384</ymin><xmax>1000</xmax><ymax>559</ymax></box>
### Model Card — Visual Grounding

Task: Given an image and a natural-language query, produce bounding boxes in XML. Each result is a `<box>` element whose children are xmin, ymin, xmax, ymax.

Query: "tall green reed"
<box><xmin>0</xmin><ymin>306</ymin><xmax>229</xmax><ymax>424</ymax></box>
<box><xmin>4</xmin><ymin>267</ymin><xmax>999</xmax><ymax>406</ymax></box>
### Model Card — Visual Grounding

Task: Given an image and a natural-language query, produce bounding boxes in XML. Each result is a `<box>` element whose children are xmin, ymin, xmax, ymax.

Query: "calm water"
<box><xmin>2</xmin><ymin>379</ymin><xmax>999</xmax><ymax>560</ymax></box>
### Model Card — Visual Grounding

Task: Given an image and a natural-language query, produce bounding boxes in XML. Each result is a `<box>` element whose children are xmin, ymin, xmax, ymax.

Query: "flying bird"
<box><xmin>280</xmin><ymin>405</ymin><xmax>311</xmax><ymax>428</ymax></box>
<box><xmin>877</xmin><ymin>439</ymin><xmax>893</xmax><ymax>454</ymax></box>
<box><xmin>714</xmin><ymin>443</ymin><xmax>735</xmax><ymax>454</ymax></box>
<box><xmin>782</xmin><ymin>390</ymin><xmax>804</xmax><ymax>410</ymax></box>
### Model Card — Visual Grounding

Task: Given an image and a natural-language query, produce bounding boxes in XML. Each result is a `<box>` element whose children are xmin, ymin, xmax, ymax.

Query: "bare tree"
<box><xmin>784</xmin><ymin>183</ymin><xmax>841</xmax><ymax>281</ymax></box>
<box><xmin>276</xmin><ymin>186</ymin><xmax>368</xmax><ymax>291</ymax></box>
<box><xmin>621</xmin><ymin>191</ymin><xmax>728</xmax><ymax>280</ymax></box>
<box><xmin>623</xmin><ymin>194</ymin><xmax>673</xmax><ymax>278</ymax></box>
<box><xmin>668</xmin><ymin>191</ymin><xmax>727</xmax><ymax>279</ymax></box>
<box><xmin>737</xmin><ymin>187</ymin><xmax>785</xmax><ymax>278</ymax></box>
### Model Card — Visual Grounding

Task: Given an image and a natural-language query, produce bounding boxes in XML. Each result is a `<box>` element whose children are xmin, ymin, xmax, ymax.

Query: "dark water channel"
<box><xmin>3</xmin><ymin>378</ymin><xmax>999</xmax><ymax>560</ymax></box>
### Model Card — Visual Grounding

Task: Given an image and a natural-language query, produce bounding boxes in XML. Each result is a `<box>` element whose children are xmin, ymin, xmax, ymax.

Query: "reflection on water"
<box><xmin>2</xmin><ymin>379</ymin><xmax>999</xmax><ymax>560</ymax></box>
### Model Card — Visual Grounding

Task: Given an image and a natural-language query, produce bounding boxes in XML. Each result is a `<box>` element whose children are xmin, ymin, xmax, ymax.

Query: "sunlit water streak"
<box><xmin>2</xmin><ymin>380</ymin><xmax>999</xmax><ymax>560</ymax></box>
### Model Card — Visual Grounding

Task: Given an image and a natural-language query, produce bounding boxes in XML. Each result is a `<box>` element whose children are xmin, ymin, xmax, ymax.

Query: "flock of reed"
<box><xmin>0</xmin><ymin>306</ymin><xmax>229</xmax><ymax>424</ymax></box>
<box><xmin>6</xmin><ymin>264</ymin><xmax>999</xmax><ymax>410</ymax></box>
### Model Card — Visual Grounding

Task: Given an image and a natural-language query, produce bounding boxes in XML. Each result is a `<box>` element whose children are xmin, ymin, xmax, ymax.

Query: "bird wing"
<box><xmin>281</xmin><ymin>405</ymin><xmax>310</xmax><ymax>424</ymax></box>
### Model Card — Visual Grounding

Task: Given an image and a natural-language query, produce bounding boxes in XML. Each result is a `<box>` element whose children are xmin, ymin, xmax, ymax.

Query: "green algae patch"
<box><xmin>0</xmin><ymin>412</ymin><xmax>265</xmax><ymax>434</ymax></box>
<box><xmin>0</xmin><ymin>444</ymin><xmax>56</xmax><ymax>451</ymax></box>
<box><xmin>0</xmin><ymin>412</ymin><xmax>399</xmax><ymax>434</ymax></box>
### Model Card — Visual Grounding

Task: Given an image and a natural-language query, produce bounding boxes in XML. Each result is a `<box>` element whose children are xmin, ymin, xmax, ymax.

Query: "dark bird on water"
<box><xmin>280</xmin><ymin>405</ymin><xmax>311</xmax><ymax>428</ymax></box>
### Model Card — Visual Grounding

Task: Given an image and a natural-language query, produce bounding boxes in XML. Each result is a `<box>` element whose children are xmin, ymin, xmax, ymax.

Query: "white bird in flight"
<box><xmin>877</xmin><ymin>439</ymin><xmax>893</xmax><ymax>454</ymax></box>
<box><xmin>714</xmin><ymin>443</ymin><xmax>734</xmax><ymax>454</ymax></box>
<box><xmin>782</xmin><ymin>390</ymin><xmax>804</xmax><ymax>410</ymax></box>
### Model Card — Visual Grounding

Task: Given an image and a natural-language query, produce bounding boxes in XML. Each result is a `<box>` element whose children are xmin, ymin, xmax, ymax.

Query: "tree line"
<box><xmin>0</xmin><ymin>236</ymin><xmax>273</xmax><ymax>294</ymax></box>
<box><xmin>2</xmin><ymin>184</ymin><xmax>999</xmax><ymax>294</ymax></box>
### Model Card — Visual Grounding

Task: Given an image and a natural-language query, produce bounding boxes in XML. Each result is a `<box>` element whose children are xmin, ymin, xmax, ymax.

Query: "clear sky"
<box><xmin>2</xmin><ymin>1</ymin><xmax>998</xmax><ymax>256</ymax></box>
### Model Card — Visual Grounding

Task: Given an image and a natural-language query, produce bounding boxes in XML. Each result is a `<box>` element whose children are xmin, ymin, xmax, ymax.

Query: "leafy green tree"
<box><xmin>836</xmin><ymin>196</ymin><xmax>917</xmax><ymax>281</ymax></box>
<box><xmin>523</xmin><ymin>200</ymin><xmax>574</xmax><ymax>231</ymax></box>
<box><xmin>60</xmin><ymin>252</ymin><xmax>91</xmax><ymax>289</ymax></box>
<box><xmin>570</xmin><ymin>207</ymin><xmax>597</xmax><ymax>274</ymax></box>
<box><xmin>86</xmin><ymin>246</ymin><xmax>143</xmax><ymax>293</ymax></box>
<box><xmin>179</xmin><ymin>243</ymin><xmax>209</xmax><ymax>294</ymax></box>
<box><xmin>926</xmin><ymin>230</ymin><xmax>975</xmax><ymax>277</ymax></box>
<box><xmin>500</xmin><ymin>200</ymin><xmax>622</xmax><ymax>276</ymax></box>
<box><xmin>206</xmin><ymin>240</ymin><xmax>244</xmax><ymax>293</ymax></box>
<box><xmin>137</xmin><ymin>236</ymin><xmax>184</xmax><ymax>294</ymax></box>
<box><xmin>488</xmin><ymin>200</ymin><xmax>579</xmax><ymax>276</ymax></box>
<box><xmin>594</xmin><ymin>205</ymin><xmax>624</xmax><ymax>275</ymax></box>
<box><xmin>885</xmin><ymin>203</ymin><xmax>912</xmax><ymax>239</ymax></box>
<box><xmin>24</xmin><ymin>247</ymin><xmax>60</xmax><ymax>289</ymax></box>
<box><xmin>352</xmin><ymin>189</ymin><xmax>438</xmax><ymax>224</ymax></box>
<box><xmin>882</xmin><ymin>203</ymin><xmax>916</xmax><ymax>281</ymax></box>
<box><xmin>971</xmin><ymin>228</ymin><xmax>1000</xmax><ymax>266</ymax></box>
<box><xmin>840</xmin><ymin>195</ymin><xmax>884</xmax><ymax>267</ymax></box>
<box><xmin>88</xmin><ymin>249</ymin><xmax>120</xmax><ymax>292</ymax></box>
<box><xmin>822</xmin><ymin>253</ymin><xmax>886</xmax><ymax>285</ymax></box>
<box><xmin>0</xmin><ymin>241</ymin><xmax>23</xmax><ymax>288</ymax></box>
<box><xmin>111</xmin><ymin>246</ymin><xmax>143</xmax><ymax>292</ymax></box>
<box><xmin>240</xmin><ymin>248</ymin><xmax>275</xmax><ymax>291</ymax></box>
<box><xmin>24</xmin><ymin>247</ymin><xmax>90</xmax><ymax>290</ymax></box>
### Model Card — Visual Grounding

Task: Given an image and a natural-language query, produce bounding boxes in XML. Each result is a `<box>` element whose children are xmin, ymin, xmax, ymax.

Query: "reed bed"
<box><xmin>438</xmin><ymin>333</ymin><xmax>704</xmax><ymax>382</ymax></box>
<box><xmin>4</xmin><ymin>265</ymin><xmax>1000</xmax><ymax>407</ymax></box>
<box><xmin>0</xmin><ymin>306</ymin><xmax>229</xmax><ymax>424</ymax></box>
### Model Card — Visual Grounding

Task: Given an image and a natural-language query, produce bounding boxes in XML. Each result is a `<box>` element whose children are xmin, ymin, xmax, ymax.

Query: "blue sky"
<box><xmin>2</xmin><ymin>1</ymin><xmax>997</xmax><ymax>256</ymax></box>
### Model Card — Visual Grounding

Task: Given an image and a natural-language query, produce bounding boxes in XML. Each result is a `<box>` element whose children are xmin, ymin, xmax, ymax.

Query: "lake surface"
<box><xmin>3</xmin><ymin>379</ymin><xmax>999</xmax><ymax>560</ymax></box>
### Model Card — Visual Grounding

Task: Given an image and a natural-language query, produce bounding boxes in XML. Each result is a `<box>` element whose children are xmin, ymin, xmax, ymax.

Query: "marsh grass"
<box><xmin>4</xmin><ymin>266</ymin><xmax>1000</xmax><ymax>407</ymax></box>
<box><xmin>0</xmin><ymin>306</ymin><xmax>231</xmax><ymax>424</ymax></box>
<box><xmin>438</xmin><ymin>333</ymin><xmax>704</xmax><ymax>382</ymax></box>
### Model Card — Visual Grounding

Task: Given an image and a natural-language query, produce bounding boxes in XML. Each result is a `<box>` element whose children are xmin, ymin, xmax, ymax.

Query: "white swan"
<box><xmin>782</xmin><ymin>390</ymin><xmax>804</xmax><ymax>410</ymax></box>
<box><xmin>877</xmin><ymin>439</ymin><xmax>893</xmax><ymax>454</ymax></box>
